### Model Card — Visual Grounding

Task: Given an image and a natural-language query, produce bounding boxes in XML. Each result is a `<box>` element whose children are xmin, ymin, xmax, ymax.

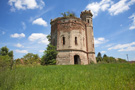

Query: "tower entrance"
<box><xmin>74</xmin><ymin>55</ymin><xmax>80</xmax><ymax>64</ymax></box>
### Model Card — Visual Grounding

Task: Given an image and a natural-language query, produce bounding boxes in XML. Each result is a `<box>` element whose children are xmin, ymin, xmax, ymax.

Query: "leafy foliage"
<box><xmin>22</xmin><ymin>53</ymin><xmax>40</xmax><ymax>65</ymax></box>
<box><xmin>0</xmin><ymin>55</ymin><xmax>10</xmax><ymax>71</ymax></box>
<box><xmin>41</xmin><ymin>44</ymin><xmax>57</xmax><ymax>65</ymax></box>
<box><xmin>96</xmin><ymin>52</ymin><xmax>102</xmax><ymax>62</ymax></box>
<box><xmin>15</xmin><ymin>58</ymin><xmax>23</xmax><ymax>65</ymax></box>
<box><xmin>117</xmin><ymin>58</ymin><xmax>127</xmax><ymax>63</ymax></box>
<box><xmin>103</xmin><ymin>54</ymin><xmax>107</xmax><ymax>58</ymax></box>
<box><xmin>0</xmin><ymin>46</ymin><xmax>9</xmax><ymax>56</ymax></box>
<box><xmin>0</xmin><ymin>46</ymin><xmax>14</xmax><ymax>70</ymax></box>
<box><xmin>96</xmin><ymin>52</ymin><xmax>127</xmax><ymax>63</ymax></box>
<box><xmin>41</xmin><ymin>34</ymin><xmax>57</xmax><ymax>65</ymax></box>
<box><xmin>61</xmin><ymin>11</ymin><xmax>76</xmax><ymax>17</ymax></box>
<box><xmin>47</xmin><ymin>34</ymin><xmax>51</xmax><ymax>43</ymax></box>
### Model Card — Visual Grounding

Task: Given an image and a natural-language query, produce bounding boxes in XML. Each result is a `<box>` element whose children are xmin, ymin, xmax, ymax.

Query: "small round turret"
<box><xmin>80</xmin><ymin>10</ymin><xmax>93</xmax><ymax>20</ymax></box>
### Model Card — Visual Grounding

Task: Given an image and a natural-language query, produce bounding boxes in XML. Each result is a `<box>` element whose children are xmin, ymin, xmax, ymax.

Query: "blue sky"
<box><xmin>0</xmin><ymin>0</ymin><xmax>135</xmax><ymax>60</ymax></box>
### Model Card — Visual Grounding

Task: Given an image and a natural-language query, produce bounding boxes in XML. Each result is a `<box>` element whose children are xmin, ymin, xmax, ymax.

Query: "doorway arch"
<box><xmin>74</xmin><ymin>55</ymin><xmax>80</xmax><ymax>64</ymax></box>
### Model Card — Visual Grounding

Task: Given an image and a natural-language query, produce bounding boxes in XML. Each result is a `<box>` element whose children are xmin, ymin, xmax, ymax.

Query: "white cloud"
<box><xmin>39</xmin><ymin>50</ymin><xmax>44</xmax><ymax>53</ymax></box>
<box><xmin>10</xmin><ymin>33</ymin><xmax>25</xmax><ymax>38</ymax></box>
<box><xmin>94</xmin><ymin>37</ymin><xmax>109</xmax><ymax>47</ymax></box>
<box><xmin>15</xmin><ymin>43</ymin><xmax>24</xmax><ymax>48</ymax></box>
<box><xmin>15</xmin><ymin>49</ymin><xmax>28</xmax><ymax>53</ymax></box>
<box><xmin>22</xmin><ymin>22</ymin><xmax>26</xmax><ymax>30</ymax></box>
<box><xmin>119</xmin><ymin>46</ymin><xmax>135</xmax><ymax>51</ymax></box>
<box><xmin>2</xmin><ymin>31</ymin><xmax>5</xmax><ymax>35</ymax></box>
<box><xmin>8</xmin><ymin>0</ymin><xmax>45</xmax><ymax>11</ymax></box>
<box><xmin>108</xmin><ymin>0</ymin><xmax>135</xmax><ymax>15</ymax></box>
<box><xmin>101</xmin><ymin>51</ymin><xmax>106</xmax><ymax>54</ymax></box>
<box><xmin>86</xmin><ymin>0</ymin><xmax>113</xmax><ymax>17</ymax></box>
<box><xmin>129</xmin><ymin>13</ymin><xmax>135</xmax><ymax>30</ymax></box>
<box><xmin>85</xmin><ymin>0</ymin><xmax>135</xmax><ymax>17</ymax></box>
<box><xmin>28</xmin><ymin>33</ymin><xmax>49</xmax><ymax>44</ymax></box>
<box><xmin>32</xmin><ymin>18</ymin><xmax>47</xmax><ymax>27</ymax></box>
<box><xmin>105</xmin><ymin>44</ymin><xmax>114</xmax><ymax>47</ymax></box>
<box><xmin>10</xmin><ymin>7</ymin><xmax>16</xmax><ymax>12</ymax></box>
<box><xmin>108</xmin><ymin>42</ymin><xmax>135</xmax><ymax>51</ymax></box>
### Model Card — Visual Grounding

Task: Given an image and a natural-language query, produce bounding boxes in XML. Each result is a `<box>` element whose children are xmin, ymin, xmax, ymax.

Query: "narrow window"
<box><xmin>88</xmin><ymin>19</ymin><xmax>89</xmax><ymax>23</ymax></box>
<box><xmin>83</xmin><ymin>37</ymin><xmax>85</xmax><ymax>46</ymax></box>
<box><xmin>93</xmin><ymin>44</ymin><xmax>94</xmax><ymax>48</ymax></box>
<box><xmin>75</xmin><ymin>37</ymin><xmax>77</xmax><ymax>45</ymax></box>
<box><xmin>63</xmin><ymin>37</ymin><xmax>65</xmax><ymax>45</ymax></box>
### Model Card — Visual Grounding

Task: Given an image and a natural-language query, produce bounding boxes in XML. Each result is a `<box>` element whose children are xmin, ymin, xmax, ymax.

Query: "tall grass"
<box><xmin>0</xmin><ymin>63</ymin><xmax>135</xmax><ymax>90</ymax></box>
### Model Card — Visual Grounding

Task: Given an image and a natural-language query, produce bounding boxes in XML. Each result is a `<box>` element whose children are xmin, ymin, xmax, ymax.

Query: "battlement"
<box><xmin>50</xmin><ymin>16</ymin><xmax>86</xmax><ymax>25</ymax></box>
<box><xmin>80</xmin><ymin>10</ymin><xmax>93</xmax><ymax>18</ymax></box>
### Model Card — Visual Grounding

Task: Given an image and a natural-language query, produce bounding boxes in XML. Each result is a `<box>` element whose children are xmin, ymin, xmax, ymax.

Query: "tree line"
<box><xmin>96</xmin><ymin>52</ymin><xmax>127</xmax><ymax>63</ymax></box>
<box><xmin>0</xmin><ymin>35</ymin><xmax>127</xmax><ymax>71</ymax></box>
<box><xmin>0</xmin><ymin>35</ymin><xmax>57</xmax><ymax>71</ymax></box>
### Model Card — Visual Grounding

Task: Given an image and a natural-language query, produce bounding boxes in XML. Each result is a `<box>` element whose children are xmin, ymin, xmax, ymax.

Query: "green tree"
<box><xmin>47</xmin><ymin>34</ymin><xmax>51</xmax><ymax>43</ymax></box>
<box><xmin>97</xmin><ymin>52</ymin><xmax>102</xmax><ymax>57</ymax></box>
<box><xmin>96</xmin><ymin>52</ymin><xmax>102</xmax><ymax>62</ymax></box>
<box><xmin>8</xmin><ymin>51</ymin><xmax>14</xmax><ymax>69</ymax></box>
<box><xmin>15</xmin><ymin>58</ymin><xmax>22</xmax><ymax>65</ymax></box>
<box><xmin>103</xmin><ymin>54</ymin><xmax>107</xmax><ymax>58</ymax></box>
<box><xmin>117</xmin><ymin>58</ymin><xmax>127</xmax><ymax>63</ymax></box>
<box><xmin>0</xmin><ymin>55</ymin><xmax>10</xmax><ymax>71</ymax></box>
<box><xmin>0</xmin><ymin>46</ymin><xmax>14</xmax><ymax>70</ymax></box>
<box><xmin>102</xmin><ymin>54</ymin><xmax>108</xmax><ymax>63</ymax></box>
<box><xmin>0</xmin><ymin>46</ymin><xmax>9</xmax><ymax>56</ymax></box>
<box><xmin>108</xmin><ymin>57</ymin><xmax>116</xmax><ymax>63</ymax></box>
<box><xmin>23</xmin><ymin>53</ymin><xmax>40</xmax><ymax>64</ymax></box>
<box><xmin>41</xmin><ymin>34</ymin><xmax>58</xmax><ymax>65</ymax></box>
<box><xmin>41</xmin><ymin>44</ymin><xmax>57</xmax><ymax>65</ymax></box>
<box><xmin>41</xmin><ymin>55</ymin><xmax>46</xmax><ymax>65</ymax></box>
<box><xmin>101</xmin><ymin>53</ymin><xmax>127</xmax><ymax>63</ymax></box>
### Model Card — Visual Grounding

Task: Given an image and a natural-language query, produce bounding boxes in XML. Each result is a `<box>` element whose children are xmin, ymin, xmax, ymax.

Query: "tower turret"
<box><xmin>80</xmin><ymin>10</ymin><xmax>96</xmax><ymax>63</ymax></box>
<box><xmin>80</xmin><ymin>10</ymin><xmax>93</xmax><ymax>27</ymax></box>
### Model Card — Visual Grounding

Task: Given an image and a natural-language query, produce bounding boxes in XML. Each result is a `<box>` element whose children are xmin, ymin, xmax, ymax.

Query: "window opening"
<box><xmin>63</xmin><ymin>37</ymin><xmax>65</xmax><ymax>45</ymax></box>
<box><xmin>75</xmin><ymin>37</ymin><xmax>77</xmax><ymax>45</ymax></box>
<box><xmin>88</xmin><ymin>19</ymin><xmax>89</xmax><ymax>23</ymax></box>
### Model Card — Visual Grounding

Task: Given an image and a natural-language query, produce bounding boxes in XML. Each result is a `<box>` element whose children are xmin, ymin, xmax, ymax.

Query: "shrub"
<box><xmin>117</xmin><ymin>58</ymin><xmax>127</xmax><ymax>63</ymax></box>
<box><xmin>41</xmin><ymin>44</ymin><xmax>57</xmax><ymax>65</ymax></box>
<box><xmin>0</xmin><ymin>55</ymin><xmax>10</xmax><ymax>71</ymax></box>
<box><xmin>0</xmin><ymin>46</ymin><xmax>14</xmax><ymax>70</ymax></box>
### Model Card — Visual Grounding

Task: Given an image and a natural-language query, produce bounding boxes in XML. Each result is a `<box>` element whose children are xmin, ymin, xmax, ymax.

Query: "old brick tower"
<box><xmin>50</xmin><ymin>10</ymin><xmax>96</xmax><ymax>65</ymax></box>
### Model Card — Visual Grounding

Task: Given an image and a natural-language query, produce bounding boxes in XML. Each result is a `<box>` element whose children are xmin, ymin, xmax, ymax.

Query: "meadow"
<box><xmin>0</xmin><ymin>63</ymin><xmax>135</xmax><ymax>90</ymax></box>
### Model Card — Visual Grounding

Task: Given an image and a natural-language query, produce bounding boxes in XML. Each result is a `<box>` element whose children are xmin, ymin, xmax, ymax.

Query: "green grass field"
<box><xmin>0</xmin><ymin>63</ymin><xmax>135</xmax><ymax>90</ymax></box>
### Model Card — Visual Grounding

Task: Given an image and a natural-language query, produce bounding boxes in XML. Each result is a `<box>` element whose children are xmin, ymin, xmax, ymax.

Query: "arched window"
<box><xmin>75</xmin><ymin>37</ymin><xmax>77</xmax><ymax>45</ymax></box>
<box><xmin>88</xmin><ymin>19</ymin><xmax>89</xmax><ymax>23</ymax></box>
<box><xmin>63</xmin><ymin>37</ymin><xmax>65</xmax><ymax>45</ymax></box>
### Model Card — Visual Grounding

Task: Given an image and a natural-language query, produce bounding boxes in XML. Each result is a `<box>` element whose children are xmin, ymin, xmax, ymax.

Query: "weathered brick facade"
<box><xmin>50</xmin><ymin>10</ymin><xmax>96</xmax><ymax>65</ymax></box>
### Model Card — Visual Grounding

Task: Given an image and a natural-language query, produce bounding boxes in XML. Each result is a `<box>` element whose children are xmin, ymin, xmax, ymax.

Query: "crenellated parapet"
<box><xmin>51</xmin><ymin>17</ymin><xmax>86</xmax><ymax>32</ymax></box>
<box><xmin>50</xmin><ymin>16</ymin><xmax>86</xmax><ymax>25</ymax></box>
<box><xmin>80</xmin><ymin>10</ymin><xmax>93</xmax><ymax>18</ymax></box>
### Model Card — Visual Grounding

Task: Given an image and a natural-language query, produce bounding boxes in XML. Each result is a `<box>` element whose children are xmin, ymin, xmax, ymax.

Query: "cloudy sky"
<box><xmin>0</xmin><ymin>0</ymin><xmax>135</xmax><ymax>60</ymax></box>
